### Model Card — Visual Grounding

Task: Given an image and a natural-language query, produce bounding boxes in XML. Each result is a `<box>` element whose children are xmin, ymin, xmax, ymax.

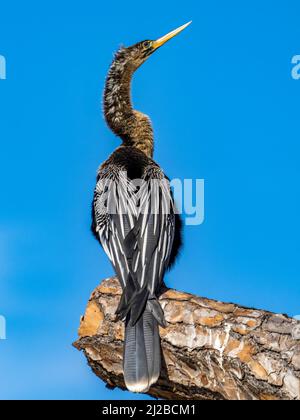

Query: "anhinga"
<box><xmin>92</xmin><ymin>22</ymin><xmax>191</xmax><ymax>393</ymax></box>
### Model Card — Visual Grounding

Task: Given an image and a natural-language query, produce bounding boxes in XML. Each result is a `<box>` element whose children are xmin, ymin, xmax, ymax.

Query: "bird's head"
<box><xmin>116</xmin><ymin>21</ymin><xmax>192</xmax><ymax>71</ymax></box>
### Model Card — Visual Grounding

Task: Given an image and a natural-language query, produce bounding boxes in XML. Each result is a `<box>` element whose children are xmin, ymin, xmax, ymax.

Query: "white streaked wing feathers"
<box><xmin>93</xmin><ymin>165</ymin><xmax>175</xmax><ymax>294</ymax></box>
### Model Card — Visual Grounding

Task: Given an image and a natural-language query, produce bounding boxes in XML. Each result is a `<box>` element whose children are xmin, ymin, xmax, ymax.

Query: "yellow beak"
<box><xmin>152</xmin><ymin>21</ymin><xmax>192</xmax><ymax>50</ymax></box>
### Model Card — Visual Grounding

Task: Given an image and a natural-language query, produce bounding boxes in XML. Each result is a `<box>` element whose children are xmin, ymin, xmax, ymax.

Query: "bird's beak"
<box><xmin>152</xmin><ymin>21</ymin><xmax>192</xmax><ymax>51</ymax></box>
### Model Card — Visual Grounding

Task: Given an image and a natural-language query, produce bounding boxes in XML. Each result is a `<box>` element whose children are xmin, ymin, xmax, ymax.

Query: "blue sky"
<box><xmin>0</xmin><ymin>0</ymin><xmax>300</xmax><ymax>400</ymax></box>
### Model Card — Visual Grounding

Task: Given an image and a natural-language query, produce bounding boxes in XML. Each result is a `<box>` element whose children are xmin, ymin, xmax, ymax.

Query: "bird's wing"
<box><xmin>131</xmin><ymin>166</ymin><xmax>175</xmax><ymax>293</ymax></box>
<box><xmin>93</xmin><ymin>164</ymin><xmax>175</xmax><ymax>325</ymax></box>
<box><xmin>93</xmin><ymin>166</ymin><xmax>137</xmax><ymax>290</ymax></box>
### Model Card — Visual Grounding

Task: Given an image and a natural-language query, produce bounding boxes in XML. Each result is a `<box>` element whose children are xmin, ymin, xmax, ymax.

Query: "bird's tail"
<box><xmin>123</xmin><ymin>307</ymin><xmax>161</xmax><ymax>393</ymax></box>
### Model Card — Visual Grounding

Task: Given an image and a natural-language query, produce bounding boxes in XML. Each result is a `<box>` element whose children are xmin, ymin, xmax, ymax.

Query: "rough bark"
<box><xmin>73</xmin><ymin>277</ymin><xmax>300</xmax><ymax>400</ymax></box>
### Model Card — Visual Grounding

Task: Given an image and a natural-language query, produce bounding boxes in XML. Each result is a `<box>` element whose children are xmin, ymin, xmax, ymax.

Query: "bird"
<box><xmin>91</xmin><ymin>22</ymin><xmax>191</xmax><ymax>393</ymax></box>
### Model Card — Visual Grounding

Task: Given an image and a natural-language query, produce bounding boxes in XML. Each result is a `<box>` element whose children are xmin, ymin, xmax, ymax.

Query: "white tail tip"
<box><xmin>125</xmin><ymin>380</ymin><xmax>150</xmax><ymax>393</ymax></box>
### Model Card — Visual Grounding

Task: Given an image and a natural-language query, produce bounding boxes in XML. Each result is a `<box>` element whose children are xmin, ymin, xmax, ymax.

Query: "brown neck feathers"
<box><xmin>103</xmin><ymin>48</ymin><xmax>154</xmax><ymax>157</ymax></box>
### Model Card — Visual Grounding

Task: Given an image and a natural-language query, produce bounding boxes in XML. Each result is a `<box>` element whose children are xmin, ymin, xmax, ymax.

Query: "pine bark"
<box><xmin>73</xmin><ymin>277</ymin><xmax>300</xmax><ymax>400</ymax></box>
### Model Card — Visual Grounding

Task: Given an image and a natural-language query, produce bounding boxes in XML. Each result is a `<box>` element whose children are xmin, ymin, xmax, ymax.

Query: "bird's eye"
<box><xmin>143</xmin><ymin>41</ymin><xmax>151</xmax><ymax>49</ymax></box>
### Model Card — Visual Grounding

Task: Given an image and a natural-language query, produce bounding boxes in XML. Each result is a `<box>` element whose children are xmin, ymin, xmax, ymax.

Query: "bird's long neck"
<box><xmin>104</xmin><ymin>50</ymin><xmax>154</xmax><ymax>157</ymax></box>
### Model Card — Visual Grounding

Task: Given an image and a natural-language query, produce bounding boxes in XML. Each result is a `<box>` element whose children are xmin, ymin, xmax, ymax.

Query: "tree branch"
<box><xmin>73</xmin><ymin>277</ymin><xmax>300</xmax><ymax>400</ymax></box>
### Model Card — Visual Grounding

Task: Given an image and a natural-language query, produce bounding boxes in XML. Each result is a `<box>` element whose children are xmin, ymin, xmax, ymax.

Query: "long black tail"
<box><xmin>123</xmin><ymin>307</ymin><xmax>161</xmax><ymax>393</ymax></box>
<box><xmin>116</xmin><ymin>277</ymin><xmax>166</xmax><ymax>393</ymax></box>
